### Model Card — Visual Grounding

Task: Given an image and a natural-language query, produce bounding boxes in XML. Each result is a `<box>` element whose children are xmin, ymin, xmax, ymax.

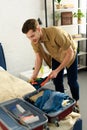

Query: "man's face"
<box><xmin>26</xmin><ymin>28</ymin><xmax>40</xmax><ymax>44</ymax></box>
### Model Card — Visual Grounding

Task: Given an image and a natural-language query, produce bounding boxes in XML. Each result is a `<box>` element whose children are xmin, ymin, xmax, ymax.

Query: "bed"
<box><xmin>0</xmin><ymin>43</ymin><xmax>35</xmax><ymax>102</ymax></box>
<box><xmin>0</xmin><ymin>67</ymin><xmax>35</xmax><ymax>102</ymax></box>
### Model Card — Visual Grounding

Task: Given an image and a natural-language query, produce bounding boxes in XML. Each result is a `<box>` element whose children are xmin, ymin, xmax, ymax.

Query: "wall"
<box><xmin>0</xmin><ymin>0</ymin><xmax>86</xmax><ymax>76</ymax></box>
<box><xmin>0</xmin><ymin>0</ymin><xmax>45</xmax><ymax>76</ymax></box>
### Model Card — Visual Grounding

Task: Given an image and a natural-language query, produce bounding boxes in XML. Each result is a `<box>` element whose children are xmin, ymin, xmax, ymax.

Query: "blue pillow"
<box><xmin>0</xmin><ymin>43</ymin><xmax>7</xmax><ymax>70</ymax></box>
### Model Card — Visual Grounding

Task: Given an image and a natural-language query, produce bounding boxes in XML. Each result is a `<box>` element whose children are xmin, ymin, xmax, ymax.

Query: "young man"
<box><xmin>22</xmin><ymin>18</ymin><xmax>80</xmax><ymax>112</ymax></box>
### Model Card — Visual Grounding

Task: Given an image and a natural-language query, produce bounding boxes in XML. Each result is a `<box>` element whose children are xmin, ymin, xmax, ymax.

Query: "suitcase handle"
<box><xmin>40</xmin><ymin>75</ymin><xmax>50</xmax><ymax>87</ymax></box>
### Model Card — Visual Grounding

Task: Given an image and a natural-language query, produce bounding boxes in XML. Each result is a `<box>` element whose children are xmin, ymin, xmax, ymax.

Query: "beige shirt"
<box><xmin>31</xmin><ymin>26</ymin><xmax>77</xmax><ymax>68</ymax></box>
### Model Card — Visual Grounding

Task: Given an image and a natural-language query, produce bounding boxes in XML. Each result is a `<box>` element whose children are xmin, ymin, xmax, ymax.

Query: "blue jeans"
<box><xmin>52</xmin><ymin>55</ymin><xmax>79</xmax><ymax>101</ymax></box>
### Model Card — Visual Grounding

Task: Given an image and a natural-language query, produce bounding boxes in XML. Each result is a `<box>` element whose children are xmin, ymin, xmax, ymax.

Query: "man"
<box><xmin>22</xmin><ymin>18</ymin><xmax>79</xmax><ymax>112</ymax></box>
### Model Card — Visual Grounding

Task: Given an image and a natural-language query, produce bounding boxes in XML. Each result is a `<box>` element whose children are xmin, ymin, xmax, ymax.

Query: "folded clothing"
<box><xmin>34</xmin><ymin>90</ymin><xmax>71</xmax><ymax>113</ymax></box>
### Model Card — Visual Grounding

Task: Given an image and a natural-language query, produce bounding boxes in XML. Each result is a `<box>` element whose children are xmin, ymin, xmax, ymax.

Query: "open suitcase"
<box><xmin>0</xmin><ymin>98</ymin><xmax>48</xmax><ymax>130</ymax></box>
<box><xmin>23</xmin><ymin>87</ymin><xmax>76</xmax><ymax>126</ymax></box>
<box><xmin>29</xmin><ymin>77</ymin><xmax>82</xmax><ymax>130</ymax></box>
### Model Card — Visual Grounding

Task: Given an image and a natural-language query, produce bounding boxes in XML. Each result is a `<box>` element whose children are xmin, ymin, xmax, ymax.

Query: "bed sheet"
<box><xmin>0</xmin><ymin>69</ymin><xmax>35</xmax><ymax>103</ymax></box>
<box><xmin>46</xmin><ymin>112</ymin><xmax>81</xmax><ymax>130</ymax></box>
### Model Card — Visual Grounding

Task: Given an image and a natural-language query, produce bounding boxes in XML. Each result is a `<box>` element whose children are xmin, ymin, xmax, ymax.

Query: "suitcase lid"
<box><xmin>0</xmin><ymin>98</ymin><xmax>48</xmax><ymax>130</ymax></box>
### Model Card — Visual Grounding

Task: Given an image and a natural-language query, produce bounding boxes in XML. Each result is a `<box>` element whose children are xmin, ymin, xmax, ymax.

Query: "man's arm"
<box><xmin>50</xmin><ymin>45</ymin><xmax>74</xmax><ymax>78</ymax></box>
<box><xmin>31</xmin><ymin>52</ymin><xmax>43</xmax><ymax>81</ymax></box>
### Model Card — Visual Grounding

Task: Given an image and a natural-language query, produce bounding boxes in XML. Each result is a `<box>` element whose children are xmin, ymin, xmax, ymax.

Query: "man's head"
<box><xmin>22</xmin><ymin>19</ymin><xmax>38</xmax><ymax>33</ymax></box>
<box><xmin>22</xmin><ymin>19</ymin><xmax>41</xmax><ymax>43</ymax></box>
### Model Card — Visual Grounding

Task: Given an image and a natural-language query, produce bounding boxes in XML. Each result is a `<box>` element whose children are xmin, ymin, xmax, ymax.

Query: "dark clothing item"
<box><xmin>0</xmin><ymin>43</ymin><xmax>7</xmax><ymax>70</ymax></box>
<box><xmin>52</xmin><ymin>54</ymin><xmax>79</xmax><ymax>101</ymax></box>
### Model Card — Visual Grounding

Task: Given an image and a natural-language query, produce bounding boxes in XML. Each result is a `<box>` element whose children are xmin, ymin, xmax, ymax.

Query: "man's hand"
<box><xmin>49</xmin><ymin>70</ymin><xmax>58</xmax><ymax>79</ymax></box>
<box><xmin>28</xmin><ymin>75</ymin><xmax>37</xmax><ymax>83</ymax></box>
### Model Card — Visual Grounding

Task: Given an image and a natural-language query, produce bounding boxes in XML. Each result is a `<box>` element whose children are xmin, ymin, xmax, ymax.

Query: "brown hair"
<box><xmin>22</xmin><ymin>19</ymin><xmax>38</xmax><ymax>34</ymax></box>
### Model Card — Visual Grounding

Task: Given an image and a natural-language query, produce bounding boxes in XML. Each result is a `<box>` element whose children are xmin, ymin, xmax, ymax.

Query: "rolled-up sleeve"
<box><xmin>31</xmin><ymin>42</ymin><xmax>40</xmax><ymax>53</ymax></box>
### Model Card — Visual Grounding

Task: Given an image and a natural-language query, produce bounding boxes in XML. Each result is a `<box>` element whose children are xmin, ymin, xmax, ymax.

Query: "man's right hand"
<box><xmin>27</xmin><ymin>75</ymin><xmax>37</xmax><ymax>83</ymax></box>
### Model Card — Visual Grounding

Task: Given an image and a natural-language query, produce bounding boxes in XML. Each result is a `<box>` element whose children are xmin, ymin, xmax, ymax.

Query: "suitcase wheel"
<box><xmin>46</xmin><ymin>126</ymin><xmax>50</xmax><ymax>130</ymax></box>
<box><xmin>44</xmin><ymin>124</ymin><xmax>50</xmax><ymax>130</ymax></box>
<box><xmin>55</xmin><ymin>120</ymin><xmax>59</xmax><ymax>127</ymax></box>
